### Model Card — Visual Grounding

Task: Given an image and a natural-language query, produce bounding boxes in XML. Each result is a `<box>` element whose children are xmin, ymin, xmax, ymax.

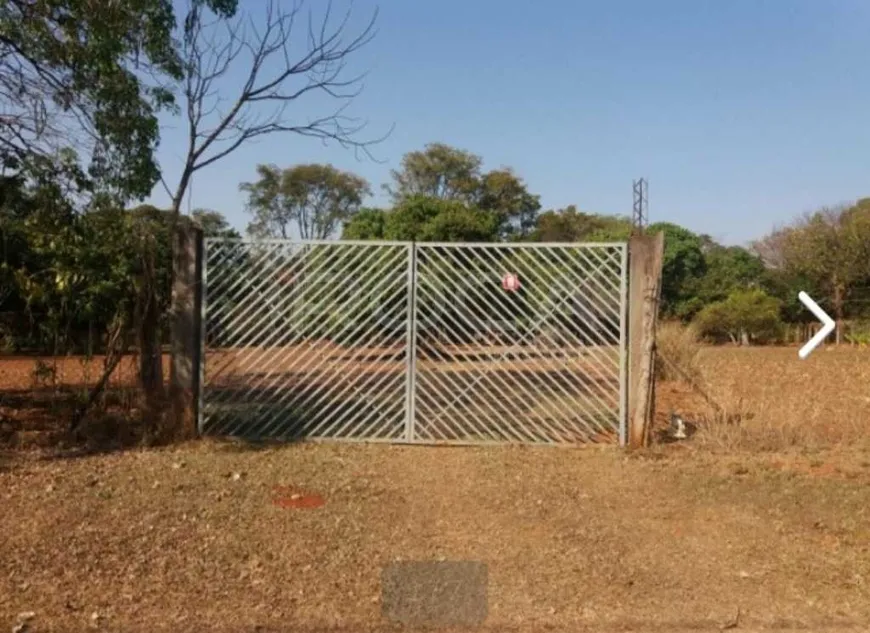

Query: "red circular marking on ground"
<box><xmin>271</xmin><ymin>485</ymin><xmax>325</xmax><ymax>509</ymax></box>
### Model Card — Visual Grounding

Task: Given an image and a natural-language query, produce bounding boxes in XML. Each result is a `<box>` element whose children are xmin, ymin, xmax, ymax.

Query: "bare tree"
<box><xmin>162</xmin><ymin>0</ymin><xmax>383</xmax><ymax>214</ymax></box>
<box><xmin>750</xmin><ymin>224</ymin><xmax>792</xmax><ymax>270</ymax></box>
<box><xmin>157</xmin><ymin>0</ymin><xmax>386</xmax><ymax>434</ymax></box>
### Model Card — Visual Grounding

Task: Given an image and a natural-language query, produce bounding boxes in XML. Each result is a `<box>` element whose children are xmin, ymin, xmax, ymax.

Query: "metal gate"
<box><xmin>200</xmin><ymin>239</ymin><xmax>628</xmax><ymax>445</ymax></box>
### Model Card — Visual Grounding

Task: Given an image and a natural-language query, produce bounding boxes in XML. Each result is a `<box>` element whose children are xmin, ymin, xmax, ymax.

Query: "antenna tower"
<box><xmin>632</xmin><ymin>178</ymin><xmax>648</xmax><ymax>234</ymax></box>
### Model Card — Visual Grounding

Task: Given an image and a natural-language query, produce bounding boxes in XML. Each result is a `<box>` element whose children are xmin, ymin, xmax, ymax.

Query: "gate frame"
<box><xmin>403</xmin><ymin>242</ymin><xmax>418</xmax><ymax>442</ymax></box>
<box><xmin>188</xmin><ymin>235</ymin><xmax>635</xmax><ymax>446</ymax></box>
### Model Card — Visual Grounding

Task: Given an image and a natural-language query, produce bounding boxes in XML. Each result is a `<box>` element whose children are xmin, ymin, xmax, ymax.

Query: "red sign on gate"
<box><xmin>501</xmin><ymin>273</ymin><xmax>521</xmax><ymax>292</ymax></box>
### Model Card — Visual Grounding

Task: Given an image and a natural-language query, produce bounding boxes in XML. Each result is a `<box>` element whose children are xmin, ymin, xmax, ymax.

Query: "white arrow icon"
<box><xmin>798</xmin><ymin>291</ymin><xmax>835</xmax><ymax>359</ymax></box>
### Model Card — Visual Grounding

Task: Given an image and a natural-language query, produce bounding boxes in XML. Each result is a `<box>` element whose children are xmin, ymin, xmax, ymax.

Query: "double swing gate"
<box><xmin>200</xmin><ymin>239</ymin><xmax>629</xmax><ymax>445</ymax></box>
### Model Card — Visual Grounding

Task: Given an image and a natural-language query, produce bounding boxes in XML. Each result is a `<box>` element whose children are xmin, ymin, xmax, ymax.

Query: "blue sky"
<box><xmin>147</xmin><ymin>0</ymin><xmax>870</xmax><ymax>245</ymax></box>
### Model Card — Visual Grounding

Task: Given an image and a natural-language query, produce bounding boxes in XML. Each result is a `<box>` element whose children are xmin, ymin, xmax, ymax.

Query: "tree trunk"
<box><xmin>740</xmin><ymin>329</ymin><xmax>750</xmax><ymax>346</ymax></box>
<box><xmin>169</xmin><ymin>218</ymin><xmax>203</xmax><ymax>440</ymax></box>
<box><xmin>161</xmin><ymin>173</ymin><xmax>194</xmax><ymax>440</ymax></box>
<box><xmin>137</xmin><ymin>232</ymin><xmax>165</xmax><ymax>438</ymax></box>
<box><xmin>138</xmin><ymin>282</ymin><xmax>165</xmax><ymax>434</ymax></box>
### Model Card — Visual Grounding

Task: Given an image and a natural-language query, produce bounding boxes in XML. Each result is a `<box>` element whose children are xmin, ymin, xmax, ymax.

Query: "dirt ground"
<box><xmin>0</xmin><ymin>354</ymin><xmax>160</xmax><ymax>448</ymax></box>
<box><xmin>2</xmin><ymin>343</ymin><xmax>625</xmax><ymax>446</ymax></box>
<box><xmin>204</xmin><ymin>342</ymin><xmax>622</xmax><ymax>444</ymax></box>
<box><xmin>0</xmin><ymin>354</ymin><xmax>153</xmax><ymax>391</ymax></box>
<box><xmin>4</xmin><ymin>442</ymin><xmax>870</xmax><ymax>632</ymax></box>
<box><xmin>2</xmin><ymin>346</ymin><xmax>870</xmax><ymax>632</ymax></box>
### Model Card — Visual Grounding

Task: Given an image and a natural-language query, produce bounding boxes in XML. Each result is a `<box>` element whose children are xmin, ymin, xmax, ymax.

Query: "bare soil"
<box><xmin>204</xmin><ymin>342</ymin><xmax>622</xmax><ymax>444</ymax></box>
<box><xmin>0</xmin><ymin>354</ymin><xmax>162</xmax><ymax>449</ymax></box>
<box><xmin>0</xmin><ymin>354</ymin><xmax>159</xmax><ymax>391</ymax></box>
<box><xmin>3</xmin><ymin>442</ymin><xmax>870</xmax><ymax>632</ymax></box>
<box><xmin>2</xmin><ymin>346</ymin><xmax>870</xmax><ymax>632</ymax></box>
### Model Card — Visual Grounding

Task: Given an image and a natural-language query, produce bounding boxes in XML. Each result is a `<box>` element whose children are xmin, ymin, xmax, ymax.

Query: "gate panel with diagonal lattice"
<box><xmin>200</xmin><ymin>240</ymin><xmax>413</xmax><ymax>441</ymax></box>
<box><xmin>200</xmin><ymin>239</ymin><xmax>628</xmax><ymax>445</ymax></box>
<box><xmin>410</xmin><ymin>242</ymin><xmax>627</xmax><ymax>444</ymax></box>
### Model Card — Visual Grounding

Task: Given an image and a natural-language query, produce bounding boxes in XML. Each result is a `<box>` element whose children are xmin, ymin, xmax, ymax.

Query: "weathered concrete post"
<box><xmin>627</xmin><ymin>232</ymin><xmax>665</xmax><ymax>448</ymax></box>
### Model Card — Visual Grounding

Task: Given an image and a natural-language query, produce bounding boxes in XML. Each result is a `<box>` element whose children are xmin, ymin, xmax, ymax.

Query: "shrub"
<box><xmin>845</xmin><ymin>321</ymin><xmax>870</xmax><ymax>347</ymax></box>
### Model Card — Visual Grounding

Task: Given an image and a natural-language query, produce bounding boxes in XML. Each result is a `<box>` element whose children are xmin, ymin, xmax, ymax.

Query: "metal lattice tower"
<box><xmin>632</xmin><ymin>178</ymin><xmax>648</xmax><ymax>234</ymax></box>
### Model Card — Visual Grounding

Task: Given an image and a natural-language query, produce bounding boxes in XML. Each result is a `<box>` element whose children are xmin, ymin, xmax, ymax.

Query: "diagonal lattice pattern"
<box><xmin>411</xmin><ymin>243</ymin><xmax>627</xmax><ymax>444</ymax></box>
<box><xmin>201</xmin><ymin>240</ymin><xmax>413</xmax><ymax>440</ymax></box>
<box><xmin>200</xmin><ymin>239</ymin><xmax>628</xmax><ymax>445</ymax></box>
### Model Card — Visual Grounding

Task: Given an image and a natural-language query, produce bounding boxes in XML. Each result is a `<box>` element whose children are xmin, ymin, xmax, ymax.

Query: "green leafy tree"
<box><xmin>644</xmin><ymin>222</ymin><xmax>706</xmax><ymax>319</ymax></box>
<box><xmin>694</xmin><ymin>289</ymin><xmax>783</xmax><ymax>345</ymax></box>
<box><xmin>192</xmin><ymin>209</ymin><xmax>241</xmax><ymax>239</ymax></box>
<box><xmin>584</xmin><ymin>219</ymin><xmax>705</xmax><ymax>319</ymax></box>
<box><xmin>386</xmin><ymin>143</ymin><xmax>481</xmax><ymax>203</ymax></box>
<box><xmin>477</xmin><ymin>168</ymin><xmax>541</xmax><ymax>239</ymax></box>
<box><xmin>531</xmin><ymin>206</ymin><xmax>628</xmax><ymax>242</ymax></box>
<box><xmin>342</xmin><ymin>196</ymin><xmax>499</xmax><ymax>243</ymax></box>
<box><xmin>585</xmin><ymin>217</ymin><xmax>633</xmax><ymax>242</ymax></box>
<box><xmin>341</xmin><ymin>208</ymin><xmax>388</xmax><ymax>240</ymax></box>
<box><xmin>756</xmin><ymin>269</ymin><xmax>806</xmax><ymax>323</ymax></box>
<box><xmin>0</xmin><ymin>185</ymin><xmax>237</xmax><ymax>358</ymax></box>
<box><xmin>341</xmin><ymin>195</ymin><xmax>504</xmax><ymax>346</ymax></box>
<box><xmin>2</xmin><ymin>0</ymin><xmax>238</xmax><ymax>432</ymax></box>
<box><xmin>240</xmin><ymin>164</ymin><xmax>370</xmax><ymax>239</ymax></box>
<box><xmin>385</xmin><ymin>144</ymin><xmax>540</xmax><ymax>239</ymax></box>
<box><xmin>0</xmin><ymin>174</ymin><xmax>41</xmax><ymax>330</ymax></box>
<box><xmin>680</xmin><ymin>245</ymin><xmax>766</xmax><ymax>320</ymax></box>
<box><xmin>0</xmin><ymin>0</ymin><xmax>236</xmax><ymax>200</ymax></box>
<box><xmin>6</xmin><ymin>191</ymin><xmax>174</xmax><ymax>357</ymax></box>
<box><xmin>386</xmin><ymin>197</ymin><xmax>498</xmax><ymax>242</ymax></box>
<box><xmin>697</xmin><ymin>246</ymin><xmax>765</xmax><ymax>300</ymax></box>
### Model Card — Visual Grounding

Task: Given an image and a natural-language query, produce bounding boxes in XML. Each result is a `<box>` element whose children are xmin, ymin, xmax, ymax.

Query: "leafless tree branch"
<box><xmin>167</xmin><ymin>0</ymin><xmax>390</xmax><ymax>214</ymax></box>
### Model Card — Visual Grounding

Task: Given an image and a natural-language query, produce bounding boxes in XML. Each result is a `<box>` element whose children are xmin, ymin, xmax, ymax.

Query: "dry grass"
<box><xmin>651</xmin><ymin>340</ymin><xmax>870</xmax><ymax>453</ymax></box>
<box><xmin>690</xmin><ymin>346</ymin><xmax>870</xmax><ymax>451</ymax></box>
<box><xmin>3</xmin><ymin>345</ymin><xmax>870</xmax><ymax>631</ymax></box>
<box><xmin>655</xmin><ymin>321</ymin><xmax>703</xmax><ymax>383</ymax></box>
<box><xmin>5</xmin><ymin>441</ymin><xmax>870</xmax><ymax>632</ymax></box>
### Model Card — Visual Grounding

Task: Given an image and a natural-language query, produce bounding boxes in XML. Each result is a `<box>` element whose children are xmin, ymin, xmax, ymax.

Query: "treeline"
<box><xmin>240</xmin><ymin>143</ymin><xmax>870</xmax><ymax>345</ymax></box>
<box><xmin>2</xmin><ymin>142</ymin><xmax>870</xmax><ymax>357</ymax></box>
<box><xmin>0</xmin><ymin>172</ymin><xmax>239</xmax><ymax>354</ymax></box>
